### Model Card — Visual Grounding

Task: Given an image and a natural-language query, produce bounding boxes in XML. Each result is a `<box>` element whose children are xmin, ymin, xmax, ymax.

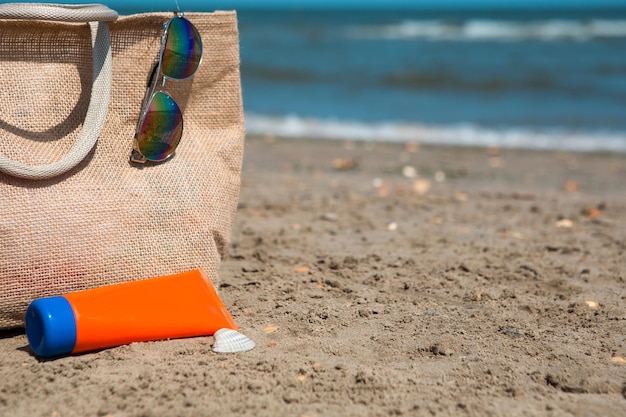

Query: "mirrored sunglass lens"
<box><xmin>162</xmin><ymin>17</ymin><xmax>202</xmax><ymax>79</ymax></box>
<box><xmin>137</xmin><ymin>92</ymin><xmax>183</xmax><ymax>161</ymax></box>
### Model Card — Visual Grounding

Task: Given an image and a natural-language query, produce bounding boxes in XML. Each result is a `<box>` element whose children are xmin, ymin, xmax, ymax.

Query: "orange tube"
<box><xmin>25</xmin><ymin>269</ymin><xmax>237</xmax><ymax>358</ymax></box>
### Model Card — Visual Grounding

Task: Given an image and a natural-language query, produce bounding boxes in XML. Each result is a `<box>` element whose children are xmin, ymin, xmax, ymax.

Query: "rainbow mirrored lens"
<box><xmin>162</xmin><ymin>17</ymin><xmax>202</xmax><ymax>79</ymax></box>
<box><xmin>137</xmin><ymin>91</ymin><xmax>183</xmax><ymax>161</ymax></box>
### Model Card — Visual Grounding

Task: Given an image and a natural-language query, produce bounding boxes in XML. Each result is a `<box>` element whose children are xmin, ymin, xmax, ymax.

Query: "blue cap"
<box><xmin>25</xmin><ymin>296</ymin><xmax>77</xmax><ymax>358</ymax></box>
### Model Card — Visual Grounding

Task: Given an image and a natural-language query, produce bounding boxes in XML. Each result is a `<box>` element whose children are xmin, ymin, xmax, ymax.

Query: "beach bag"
<box><xmin>0</xmin><ymin>3</ymin><xmax>245</xmax><ymax>329</ymax></box>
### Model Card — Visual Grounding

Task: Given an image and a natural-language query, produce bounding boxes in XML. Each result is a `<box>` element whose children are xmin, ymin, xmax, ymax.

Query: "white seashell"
<box><xmin>211</xmin><ymin>328</ymin><xmax>256</xmax><ymax>353</ymax></box>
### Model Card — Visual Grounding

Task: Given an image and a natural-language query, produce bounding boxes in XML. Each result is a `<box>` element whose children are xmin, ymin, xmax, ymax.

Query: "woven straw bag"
<box><xmin>0</xmin><ymin>3</ymin><xmax>245</xmax><ymax>328</ymax></box>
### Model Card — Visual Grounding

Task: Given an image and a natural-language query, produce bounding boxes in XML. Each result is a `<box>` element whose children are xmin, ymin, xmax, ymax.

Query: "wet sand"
<box><xmin>1</xmin><ymin>136</ymin><xmax>625</xmax><ymax>416</ymax></box>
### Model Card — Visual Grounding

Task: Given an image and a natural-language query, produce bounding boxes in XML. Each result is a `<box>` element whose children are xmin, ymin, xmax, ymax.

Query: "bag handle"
<box><xmin>0</xmin><ymin>3</ymin><xmax>118</xmax><ymax>180</ymax></box>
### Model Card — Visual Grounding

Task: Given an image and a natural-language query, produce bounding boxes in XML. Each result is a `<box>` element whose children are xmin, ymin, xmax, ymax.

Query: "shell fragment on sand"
<box><xmin>555</xmin><ymin>218</ymin><xmax>574</xmax><ymax>228</ymax></box>
<box><xmin>211</xmin><ymin>328</ymin><xmax>256</xmax><ymax>353</ymax></box>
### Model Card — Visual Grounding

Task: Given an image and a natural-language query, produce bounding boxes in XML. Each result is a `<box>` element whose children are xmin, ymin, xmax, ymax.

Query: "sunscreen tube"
<box><xmin>25</xmin><ymin>269</ymin><xmax>237</xmax><ymax>358</ymax></box>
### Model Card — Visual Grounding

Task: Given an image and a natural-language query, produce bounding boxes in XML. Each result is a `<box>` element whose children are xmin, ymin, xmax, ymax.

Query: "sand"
<box><xmin>1</xmin><ymin>136</ymin><xmax>625</xmax><ymax>416</ymax></box>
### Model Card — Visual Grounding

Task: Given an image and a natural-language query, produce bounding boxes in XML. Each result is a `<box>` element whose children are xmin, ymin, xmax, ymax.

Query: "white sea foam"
<box><xmin>346</xmin><ymin>19</ymin><xmax>626</xmax><ymax>42</ymax></box>
<box><xmin>245</xmin><ymin>113</ymin><xmax>626</xmax><ymax>153</ymax></box>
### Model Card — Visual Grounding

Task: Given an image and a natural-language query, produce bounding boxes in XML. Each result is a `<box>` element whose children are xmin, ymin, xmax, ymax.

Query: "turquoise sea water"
<box><xmin>237</xmin><ymin>9</ymin><xmax>626</xmax><ymax>152</ymax></box>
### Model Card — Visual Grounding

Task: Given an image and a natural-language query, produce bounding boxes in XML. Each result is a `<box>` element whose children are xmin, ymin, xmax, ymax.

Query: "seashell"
<box><xmin>211</xmin><ymin>328</ymin><xmax>256</xmax><ymax>353</ymax></box>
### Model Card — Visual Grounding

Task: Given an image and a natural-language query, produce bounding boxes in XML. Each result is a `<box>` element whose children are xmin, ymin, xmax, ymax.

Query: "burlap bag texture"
<box><xmin>0</xmin><ymin>12</ymin><xmax>245</xmax><ymax>328</ymax></box>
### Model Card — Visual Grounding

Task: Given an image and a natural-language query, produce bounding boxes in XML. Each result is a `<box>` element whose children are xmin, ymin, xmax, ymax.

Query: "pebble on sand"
<box><xmin>565</xmin><ymin>181</ymin><xmax>579</xmax><ymax>192</ymax></box>
<box><xmin>402</xmin><ymin>166</ymin><xmax>417</xmax><ymax>178</ymax></box>
<box><xmin>333</xmin><ymin>158</ymin><xmax>357</xmax><ymax>170</ymax></box>
<box><xmin>405</xmin><ymin>142</ymin><xmax>419</xmax><ymax>153</ymax></box>
<box><xmin>263</xmin><ymin>325</ymin><xmax>279</xmax><ymax>334</ymax></box>
<box><xmin>413</xmin><ymin>179</ymin><xmax>431</xmax><ymax>195</ymax></box>
<box><xmin>555</xmin><ymin>219</ymin><xmax>574</xmax><ymax>228</ymax></box>
<box><xmin>321</xmin><ymin>212</ymin><xmax>338</xmax><ymax>222</ymax></box>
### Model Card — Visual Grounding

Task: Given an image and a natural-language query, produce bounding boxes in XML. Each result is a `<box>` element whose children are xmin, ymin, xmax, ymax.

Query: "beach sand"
<box><xmin>1</xmin><ymin>136</ymin><xmax>625</xmax><ymax>416</ymax></box>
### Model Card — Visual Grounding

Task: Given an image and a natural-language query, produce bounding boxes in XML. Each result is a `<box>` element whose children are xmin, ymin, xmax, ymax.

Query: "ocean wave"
<box><xmin>346</xmin><ymin>19</ymin><xmax>626</xmax><ymax>42</ymax></box>
<box><xmin>245</xmin><ymin>113</ymin><xmax>626</xmax><ymax>153</ymax></box>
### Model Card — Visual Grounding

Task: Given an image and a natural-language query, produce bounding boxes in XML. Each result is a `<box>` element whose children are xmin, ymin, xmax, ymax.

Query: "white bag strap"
<box><xmin>0</xmin><ymin>3</ymin><xmax>118</xmax><ymax>180</ymax></box>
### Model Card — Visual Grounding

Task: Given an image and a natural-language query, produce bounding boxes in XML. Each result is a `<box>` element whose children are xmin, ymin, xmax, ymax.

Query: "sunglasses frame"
<box><xmin>131</xmin><ymin>12</ymin><xmax>203</xmax><ymax>164</ymax></box>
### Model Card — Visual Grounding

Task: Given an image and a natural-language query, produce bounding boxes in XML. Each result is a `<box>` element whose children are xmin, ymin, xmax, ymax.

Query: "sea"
<box><xmin>235</xmin><ymin>8</ymin><xmax>626</xmax><ymax>152</ymax></box>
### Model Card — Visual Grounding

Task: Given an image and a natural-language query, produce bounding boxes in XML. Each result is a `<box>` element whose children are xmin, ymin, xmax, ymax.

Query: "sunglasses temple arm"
<box><xmin>135</xmin><ymin>14</ymin><xmax>174</xmax><ymax>130</ymax></box>
<box><xmin>131</xmin><ymin>73</ymin><xmax>157</xmax><ymax>164</ymax></box>
<box><xmin>144</xmin><ymin>64</ymin><xmax>161</xmax><ymax>104</ymax></box>
<box><xmin>134</xmin><ymin>63</ymin><xmax>161</xmax><ymax>131</ymax></box>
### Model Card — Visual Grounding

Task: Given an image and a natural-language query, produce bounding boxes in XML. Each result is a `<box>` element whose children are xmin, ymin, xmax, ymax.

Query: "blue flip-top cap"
<box><xmin>25</xmin><ymin>296</ymin><xmax>77</xmax><ymax>358</ymax></box>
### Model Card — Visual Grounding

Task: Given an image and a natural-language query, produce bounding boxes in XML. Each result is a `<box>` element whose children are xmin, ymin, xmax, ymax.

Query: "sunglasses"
<box><xmin>131</xmin><ymin>13</ymin><xmax>203</xmax><ymax>163</ymax></box>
